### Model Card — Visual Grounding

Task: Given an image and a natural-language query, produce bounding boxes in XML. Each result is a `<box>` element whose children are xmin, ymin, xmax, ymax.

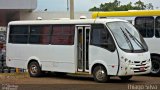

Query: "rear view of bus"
<box><xmin>6</xmin><ymin>19</ymin><xmax>151</xmax><ymax>83</ymax></box>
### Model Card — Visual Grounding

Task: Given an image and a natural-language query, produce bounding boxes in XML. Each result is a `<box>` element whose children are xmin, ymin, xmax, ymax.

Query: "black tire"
<box><xmin>93</xmin><ymin>65</ymin><xmax>110</xmax><ymax>83</ymax></box>
<box><xmin>151</xmin><ymin>56</ymin><xmax>160</xmax><ymax>75</ymax></box>
<box><xmin>28</xmin><ymin>61</ymin><xmax>42</xmax><ymax>77</ymax></box>
<box><xmin>119</xmin><ymin>76</ymin><xmax>132</xmax><ymax>81</ymax></box>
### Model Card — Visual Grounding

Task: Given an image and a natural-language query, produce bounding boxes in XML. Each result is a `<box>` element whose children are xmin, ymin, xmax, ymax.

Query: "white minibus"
<box><xmin>6</xmin><ymin>19</ymin><xmax>151</xmax><ymax>82</ymax></box>
<box><xmin>92</xmin><ymin>10</ymin><xmax>160</xmax><ymax>75</ymax></box>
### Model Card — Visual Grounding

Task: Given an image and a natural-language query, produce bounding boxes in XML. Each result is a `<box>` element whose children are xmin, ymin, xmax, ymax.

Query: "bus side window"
<box><xmin>51</xmin><ymin>25</ymin><xmax>75</xmax><ymax>45</ymax></box>
<box><xmin>9</xmin><ymin>25</ymin><xmax>28</xmax><ymax>44</ymax></box>
<box><xmin>155</xmin><ymin>16</ymin><xmax>160</xmax><ymax>37</ymax></box>
<box><xmin>91</xmin><ymin>24</ymin><xmax>115</xmax><ymax>52</ymax></box>
<box><xmin>135</xmin><ymin>17</ymin><xmax>154</xmax><ymax>38</ymax></box>
<box><xmin>29</xmin><ymin>25</ymin><xmax>51</xmax><ymax>44</ymax></box>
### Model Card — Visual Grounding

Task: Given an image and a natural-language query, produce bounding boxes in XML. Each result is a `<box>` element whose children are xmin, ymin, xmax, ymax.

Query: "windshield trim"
<box><xmin>106</xmin><ymin>22</ymin><xmax>148</xmax><ymax>53</ymax></box>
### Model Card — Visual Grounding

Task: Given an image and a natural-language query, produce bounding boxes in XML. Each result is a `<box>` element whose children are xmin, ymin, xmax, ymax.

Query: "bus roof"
<box><xmin>92</xmin><ymin>10</ymin><xmax>160</xmax><ymax>19</ymax></box>
<box><xmin>8</xmin><ymin>19</ymin><xmax>127</xmax><ymax>25</ymax></box>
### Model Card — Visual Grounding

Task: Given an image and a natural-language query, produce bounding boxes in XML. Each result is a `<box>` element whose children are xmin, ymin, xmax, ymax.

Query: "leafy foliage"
<box><xmin>89</xmin><ymin>0</ymin><xmax>153</xmax><ymax>11</ymax></box>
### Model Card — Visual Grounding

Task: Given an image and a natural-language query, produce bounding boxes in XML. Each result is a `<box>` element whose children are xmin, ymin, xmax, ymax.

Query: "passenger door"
<box><xmin>76</xmin><ymin>25</ymin><xmax>90</xmax><ymax>72</ymax></box>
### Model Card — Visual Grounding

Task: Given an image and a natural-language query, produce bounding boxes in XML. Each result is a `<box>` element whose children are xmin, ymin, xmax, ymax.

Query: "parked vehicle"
<box><xmin>6</xmin><ymin>19</ymin><xmax>151</xmax><ymax>82</ymax></box>
<box><xmin>92</xmin><ymin>10</ymin><xmax>160</xmax><ymax>75</ymax></box>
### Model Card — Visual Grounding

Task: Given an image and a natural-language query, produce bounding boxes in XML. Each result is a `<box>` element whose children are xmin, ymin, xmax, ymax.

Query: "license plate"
<box><xmin>140</xmin><ymin>67</ymin><xmax>145</xmax><ymax>71</ymax></box>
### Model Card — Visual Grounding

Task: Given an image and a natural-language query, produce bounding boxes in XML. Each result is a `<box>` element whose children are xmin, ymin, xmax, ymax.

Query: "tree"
<box><xmin>119</xmin><ymin>2</ymin><xmax>133</xmax><ymax>11</ymax></box>
<box><xmin>134</xmin><ymin>0</ymin><xmax>146</xmax><ymax>10</ymax></box>
<box><xmin>146</xmin><ymin>3</ymin><xmax>154</xmax><ymax>10</ymax></box>
<box><xmin>89</xmin><ymin>0</ymin><xmax>153</xmax><ymax>11</ymax></box>
<box><xmin>89</xmin><ymin>6</ymin><xmax>100</xmax><ymax>11</ymax></box>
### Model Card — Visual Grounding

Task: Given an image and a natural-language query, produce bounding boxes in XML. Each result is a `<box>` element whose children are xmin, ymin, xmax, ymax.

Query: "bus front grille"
<box><xmin>132</xmin><ymin>60</ymin><xmax>149</xmax><ymax>73</ymax></box>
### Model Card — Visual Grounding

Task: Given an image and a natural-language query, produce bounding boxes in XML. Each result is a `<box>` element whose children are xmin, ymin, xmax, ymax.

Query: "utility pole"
<box><xmin>70</xmin><ymin>0</ymin><xmax>74</xmax><ymax>19</ymax></box>
<box><xmin>67</xmin><ymin>0</ymin><xmax>69</xmax><ymax>11</ymax></box>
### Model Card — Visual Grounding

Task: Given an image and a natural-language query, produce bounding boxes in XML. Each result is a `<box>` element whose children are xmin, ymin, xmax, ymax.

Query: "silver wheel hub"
<box><xmin>96</xmin><ymin>69</ymin><xmax>105</xmax><ymax>81</ymax></box>
<box><xmin>30</xmin><ymin>65</ymin><xmax>38</xmax><ymax>74</ymax></box>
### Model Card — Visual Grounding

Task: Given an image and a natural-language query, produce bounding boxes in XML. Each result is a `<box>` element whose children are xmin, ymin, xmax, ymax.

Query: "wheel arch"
<box><xmin>26</xmin><ymin>56</ymin><xmax>42</xmax><ymax>69</ymax></box>
<box><xmin>151</xmin><ymin>53</ymin><xmax>160</xmax><ymax>59</ymax></box>
<box><xmin>91</xmin><ymin>63</ymin><xmax>107</xmax><ymax>74</ymax></box>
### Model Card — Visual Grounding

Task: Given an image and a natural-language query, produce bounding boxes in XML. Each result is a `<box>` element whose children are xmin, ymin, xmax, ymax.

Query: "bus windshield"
<box><xmin>107</xmin><ymin>21</ymin><xmax>148</xmax><ymax>52</ymax></box>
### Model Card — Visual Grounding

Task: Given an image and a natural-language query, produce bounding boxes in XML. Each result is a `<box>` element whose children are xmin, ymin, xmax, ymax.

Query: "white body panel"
<box><xmin>6</xmin><ymin>19</ymin><xmax>151</xmax><ymax>76</ymax></box>
<box><xmin>144</xmin><ymin>38</ymin><xmax>160</xmax><ymax>54</ymax></box>
<box><xmin>89</xmin><ymin>46</ymin><xmax>119</xmax><ymax>75</ymax></box>
<box><xmin>7</xmin><ymin>44</ymin><xmax>75</xmax><ymax>73</ymax></box>
<box><xmin>117</xmin><ymin>48</ymin><xmax>151</xmax><ymax>76</ymax></box>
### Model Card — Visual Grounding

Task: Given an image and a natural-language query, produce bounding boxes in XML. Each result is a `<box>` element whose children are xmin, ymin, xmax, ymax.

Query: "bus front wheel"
<box><xmin>28</xmin><ymin>61</ymin><xmax>42</xmax><ymax>77</ymax></box>
<box><xmin>93</xmin><ymin>65</ymin><xmax>110</xmax><ymax>83</ymax></box>
<box><xmin>151</xmin><ymin>56</ymin><xmax>160</xmax><ymax>75</ymax></box>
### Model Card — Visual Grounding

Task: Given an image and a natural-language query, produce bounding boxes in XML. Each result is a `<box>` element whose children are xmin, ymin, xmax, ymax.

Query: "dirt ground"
<box><xmin>0</xmin><ymin>73</ymin><xmax>160</xmax><ymax>90</ymax></box>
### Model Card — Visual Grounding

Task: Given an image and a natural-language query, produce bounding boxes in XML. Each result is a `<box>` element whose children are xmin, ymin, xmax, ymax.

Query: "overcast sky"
<box><xmin>36</xmin><ymin>0</ymin><xmax>160</xmax><ymax>11</ymax></box>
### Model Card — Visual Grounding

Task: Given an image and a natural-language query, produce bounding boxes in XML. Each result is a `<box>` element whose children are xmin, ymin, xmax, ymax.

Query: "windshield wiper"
<box><xmin>120</xmin><ymin>27</ymin><xmax>134</xmax><ymax>52</ymax></box>
<box><xmin>124</xmin><ymin>28</ymin><xmax>146</xmax><ymax>51</ymax></box>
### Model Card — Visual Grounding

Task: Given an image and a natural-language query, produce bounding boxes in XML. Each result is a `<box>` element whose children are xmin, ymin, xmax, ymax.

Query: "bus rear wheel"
<box><xmin>151</xmin><ymin>56</ymin><xmax>160</xmax><ymax>75</ymax></box>
<box><xmin>93</xmin><ymin>65</ymin><xmax>110</xmax><ymax>83</ymax></box>
<box><xmin>119</xmin><ymin>76</ymin><xmax>132</xmax><ymax>81</ymax></box>
<box><xmin>28</xmin><ymin>61</ymin><xmax>42</xmax><ymax>77</ymax></box>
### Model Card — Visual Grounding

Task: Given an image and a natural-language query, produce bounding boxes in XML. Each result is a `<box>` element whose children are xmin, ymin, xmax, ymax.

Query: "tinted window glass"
<box><xmin>29</xmin><ymin>25</ymin><xmax>51</xmax><ymax>44</ymax></box>
<box><xmin>135</xmin><ymin>17</ymin><xmax>154</xmax><ymax>38</ymax></box>
<box><xmin>51</xmin><ymin>25</ymin><xmax>75</xmax><ymax>45</ymax></box>
<box><xmin>91</xmin><ymin>24</ymin><xmax>115</xmax><ymax>52</ymax></box>
<box><xmin>9</xmin><ymin>25</ymin><xmax>28</xmax><ymax>43</ymax></box>
<box><xmin>91</xmin><ymin>25</ymin><xmax>106</xmax><ymax>44</ymax></box>
<box><xmin>9</xmin><ymin>25</ymin><xmax>75</xmax><ymax>45</ymax></box>
<box><xmin>10</xmin><ymin>25</ymin><xmax>28</xmax><ymax>34</ymax></box>
<box><xmin>155</xmin><ymin>16</ymin><xmax>160</xmax><ymax>37</ymax></box>
<box><xmin>9</xmin><ymin>35</ymin><xmax>28</xmax><ymax>44</ymax></box>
